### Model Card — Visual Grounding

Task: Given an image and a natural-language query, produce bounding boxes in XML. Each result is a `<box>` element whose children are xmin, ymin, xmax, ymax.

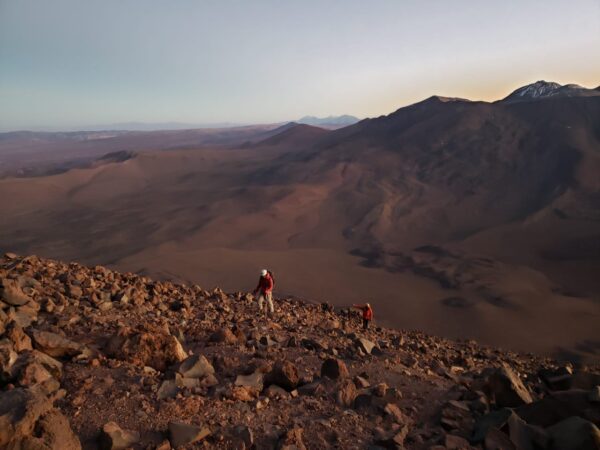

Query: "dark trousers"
<box><xmin>362</xmin><ymin>318</ymin><xmax>370</xmax><ymax>329</ymax></box>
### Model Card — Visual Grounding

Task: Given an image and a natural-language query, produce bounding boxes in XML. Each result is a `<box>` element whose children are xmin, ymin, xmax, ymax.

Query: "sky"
<box><xmin>1</xmin><ymin>0</ymin><xmax>599</xmax><ymax>131</ymax></box>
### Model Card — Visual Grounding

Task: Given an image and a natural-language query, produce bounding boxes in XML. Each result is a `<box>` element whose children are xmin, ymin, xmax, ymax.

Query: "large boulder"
<box><xmin>3</xmin><ymin>349</ymin><xmax>63</xmax><ymax>392</ymax></box>
<box><xmin>0</xmin><ymin>278</ymin><xmax>31</xmax><ymax>306</ymax></box>
<box><xmin>516</xmin><ymin>389</ymin><xmax>597</xmax><ymax>428</ymax></box>
<box><xmin>0</xmin><ymin>388</ymin><xmax>80</xmax><ymax>449</ymax></box>
<box><xmin>15</xmin><ymin>360</ymin><xmax>58</xmax><ymax>393</ymax></box>
<box><xmin>546</xmin><ymin>416</ymin><xmax>600</xmax><ymax>450</ymax></box>
<box><xmin>487</xmin><ymin>364</ymin><xmax>533</xmax><ymax>407</ymax></box>
<box><xmin>19</xmin><ymin>409</ymin><xmax>81</xmax><ymax>450</ymax></box>
<box><xmin>104</xmin><ymin>326</ymin><xmax>187</xmax><ymax>371</ymax></box>
<box><xmin>321</xmin><ymin>358</ymin><xmax>349</xmax><ymax>380</ymax></box>
<box><xmin>30</xmin><ymin>330</ymin><xmax>83</xmax><ymax>359</ymax></box>
<box><xmin>14</xmin><ymin>350</ymin><xmax>63</xmax><ymax>380</ymax></box>
<box><xmin>267</xmin><ymin>360</ymin><xmax>299</xmax><ymax>391</ymax></box>
<box><xmin>473</xmin><ymin>408</ymin><xmax>550</xmax><ymax>449</ymax></box>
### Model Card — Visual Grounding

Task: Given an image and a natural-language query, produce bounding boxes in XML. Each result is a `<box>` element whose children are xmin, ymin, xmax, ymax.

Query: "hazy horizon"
<box><xmin>1</xmin><ymin>0</ymin><xmax>599</xmax><ymax>131</ymax></box>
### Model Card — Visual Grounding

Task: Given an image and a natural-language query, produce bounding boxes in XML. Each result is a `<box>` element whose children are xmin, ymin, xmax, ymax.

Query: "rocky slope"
<box><xmin>1</xmin><ymin>253</ymin><xmax>599</xmax><ymax>450</ymax></box>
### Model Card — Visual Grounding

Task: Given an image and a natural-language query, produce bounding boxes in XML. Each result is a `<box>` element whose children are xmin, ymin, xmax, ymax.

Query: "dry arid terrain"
<box><xmin>1</xmin><ymin>81</ymin><xmax>599</xmax><ymax>363</ymax></box>
<box><xmin>1</xmin><ymin>253</ymin><xmax>599</xmax><ymax>449</ymax></box>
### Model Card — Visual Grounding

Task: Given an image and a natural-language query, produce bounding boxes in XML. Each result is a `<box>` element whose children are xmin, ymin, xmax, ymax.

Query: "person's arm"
<box><xmin>266</xmin><ymin>275</ymin><xmax>274</xmax><ymax>292</ymax></box>
<box><xmin>253</xmin><ymin>277</ymin><xmax>261</xmax><ymax>295</ymax></box>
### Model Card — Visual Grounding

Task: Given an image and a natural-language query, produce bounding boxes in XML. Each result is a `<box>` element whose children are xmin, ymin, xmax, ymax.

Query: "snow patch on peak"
<box><xmin>514</xmin><ymin>81</ymin><xmax>562</xmax><ymax>98</ymax></box>
<box><xmin>500</xmin><ymin>80</ymin><xmax>598</xmax><ymax>103</ymax></box>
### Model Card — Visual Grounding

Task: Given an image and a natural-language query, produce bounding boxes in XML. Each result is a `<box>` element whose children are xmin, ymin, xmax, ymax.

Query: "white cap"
<box><xmin>261</xmin><ymin>269</ymin><xmax>268</xmax><ymax>276</ymax></box>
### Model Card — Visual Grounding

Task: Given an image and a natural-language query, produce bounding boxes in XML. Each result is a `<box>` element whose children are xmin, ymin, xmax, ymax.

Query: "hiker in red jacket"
<box><xmin>352</xmin><ymin>303</ymin><xmax>373</xmax><ymax>329</ymax></box>
<box><xmin>253</xmin><ymin>269</ymin><xmax>274</xmax><ymax>315</ymax></box>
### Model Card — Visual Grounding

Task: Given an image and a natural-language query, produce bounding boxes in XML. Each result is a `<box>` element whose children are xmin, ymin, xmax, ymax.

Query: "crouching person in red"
<box><xmin>352</xmin><ymin>303</ymin><xmax>373</xmax><ymax>329</ymax></box>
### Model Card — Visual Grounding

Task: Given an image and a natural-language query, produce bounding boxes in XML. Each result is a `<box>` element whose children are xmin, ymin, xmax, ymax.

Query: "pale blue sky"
<box><xmin>1</xmin><ymin>0</ymin><xmax>599</xmax><ymax>131</ymax></box>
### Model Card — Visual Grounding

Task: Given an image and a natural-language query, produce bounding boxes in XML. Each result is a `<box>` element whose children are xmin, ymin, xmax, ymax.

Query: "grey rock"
<box><xmin>488</xmin><ymin>364</ymin><xmax>533</xmax><ymax>407</ymax></box>
<box><xmin>355</xmin><ymin>337</ymin><xmax>376</xmax><ymax>355</ymax></box>
<box><xmin>235</xmin><ymin>370</ymin><xmax>264</xmax><ymax>391</ymax></box>
<box><xmin>157</xmin><ymin>379</ymin><xmax>179</xmax><ymax>399</ymax></box>
<box><xmin>547</xmin><ymin>416</ymin><xmax>600</xmax><ymax>450</ymax></box>
<box><xmin>177</xmin><ymin>354</ymin><xmax>215</xmax><ymax>379</ymax></box>
<box><xmin>168</xmin><ymin>421</ymin><xmax>211</xmax><ymax>448</ymax></box>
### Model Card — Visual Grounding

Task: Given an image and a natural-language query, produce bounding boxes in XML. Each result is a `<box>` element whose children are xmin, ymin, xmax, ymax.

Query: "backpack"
<box><xmin>267</xmin><ymin>270</ymin><xmax>275</xmax><ymax>287</ymax></box>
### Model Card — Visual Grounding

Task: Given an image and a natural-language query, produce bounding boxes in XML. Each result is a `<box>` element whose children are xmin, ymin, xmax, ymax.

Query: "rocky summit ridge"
<box><xmin>1</xmin><ymin>253</ymin><xmax>599</xmax><ymax>450</ymax></box>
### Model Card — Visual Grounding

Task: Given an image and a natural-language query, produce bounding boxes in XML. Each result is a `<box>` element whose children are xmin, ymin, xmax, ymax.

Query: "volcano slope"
<box><xmin>1</xmin><ymin>253</ymin><xmax>599</xmax><ymax>449</ymax></box>
<box><xmin>0</xmin><ymin>92</ymin><xmax>599</xmax><ymax>362</ymax></box>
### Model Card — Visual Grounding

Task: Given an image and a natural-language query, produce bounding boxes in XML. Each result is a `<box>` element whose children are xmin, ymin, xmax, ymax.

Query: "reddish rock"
<box><xmin>209</xmin><ymin>328</ymin><xmax>238</xmax><ymax>345</ymax></box>
<box><xmin>5</xmin><ymin>323</ymin><xmax>32</xmax><ymax>352</ymax></box>
<box><xmin>278</xmin><ymin>427</ymin><xmax>307</xmax><ymax>450</ymax></box>
<box><xmin>268</xmin><ymin>360</ymin><xmax>299</xmax><ymax>391</ymax></box>
<box><xmin>0</xmin><ymin>278</ymin><xmax>31</xmax><ymax>306</ymax></box>
<box><xmin>104</xmin><ymin>326</ymin><xmax>186</xmax><ymax>371</ymax></box>
<box><xmin>30</xmin><ymin>330</ymin><xmax>82</xmax><ymax>359</ymax></box>
<box><xmin>336</xmin><ymin>379</ymin><xmax>357</xmax><ymax>408</ymax></box>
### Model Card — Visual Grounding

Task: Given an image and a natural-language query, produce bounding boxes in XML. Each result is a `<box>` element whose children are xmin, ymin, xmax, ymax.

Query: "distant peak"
<box><xmin>426</xmin><ymin>95</ymin><xmax>470</xmax><ymax>103</ymax></box>
<box><xmin>512</xmin><ymin>80</ymin><xmax>562</xmax><ymax>98</ymax></box>
<box><xmin>500</xmin><ymin>80</ymin><xmax>596</xmax><ymax>103</ymax></box>
<box><xmin>400</xmin><ymin>96</ymin><xmax>470</xmax><ymax>110</ymax></box>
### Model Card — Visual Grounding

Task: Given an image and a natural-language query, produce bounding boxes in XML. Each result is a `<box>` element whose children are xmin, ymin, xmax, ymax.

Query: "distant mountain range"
<box><xmin>296</xmin><ymin>115</ymin><xmax>360</xmax><ymax>128</ymax></box>
<box><xmin>7</xmin><ymin>81</ymin><xmax>600</xmax><ymax>134</ymax></box>
<box><xmin>65</xmin><ymin>122</ymin><xmax>248</xmax><ymax>132</ymax></box>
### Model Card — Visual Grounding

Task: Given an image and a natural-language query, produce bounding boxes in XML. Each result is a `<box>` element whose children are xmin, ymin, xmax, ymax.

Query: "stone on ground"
<box><xmin>99</xmin><ymin>421</ymin><xmax>140</xmax><ymax>450</ymax></box>
<box><xmin>487</xmin><ymin>364</ymin><xmax>533</xmax><ymax>407</ymax></box>
<box><xmin>168</xmin><ymin>421</ymin><xmax>211</xmax><ymax>448</ymax></box>
<box><xmin>321</xmin><ymin>358</ymin><xmax>349</xmax><ymax>380</ymax></box>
